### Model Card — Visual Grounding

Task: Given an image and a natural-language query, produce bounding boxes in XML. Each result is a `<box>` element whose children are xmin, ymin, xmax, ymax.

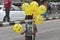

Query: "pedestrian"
<box><xmin>21</xmin><ymin>15</ymin><xmax>37</xmax><ymax>40</ymax></box>
<box><xmin>3</xmin><ymin>0</ymin><xmax>11</xmax><ymax>22</ymax></box>
<box><xmin>41</xmin><ymin>0</ymin><xmax>48</xmax><ymax>18</ymax></box>
<box><xmin>52</xmin><ymin>4</ymin><xmax>57</xmax><ymax>14</ymax></box>
<box><xmin>47</xmin><ymin>3</ymin><xmax>52</xmax><ymax>15</ymax></box>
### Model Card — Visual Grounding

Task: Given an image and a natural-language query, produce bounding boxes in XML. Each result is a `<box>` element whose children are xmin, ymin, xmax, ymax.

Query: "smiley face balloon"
<box><xmin>13</xmin><ymin>24</ymin><xmax>22</xmax><ymax>33</ymax></box>
<box><xmin>22</xmin><ymin>3</ymin><xmax>29</xmax><ymax>11</ymax></box>
<box><xmin>35</xmin><ymin>15</ymin><xmax>45</xmax><ymax>24</ymax></box>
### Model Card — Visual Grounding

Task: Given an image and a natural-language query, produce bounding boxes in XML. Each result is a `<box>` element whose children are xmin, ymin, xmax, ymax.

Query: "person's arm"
<box><xmin>21</xmin><ymin>23</ymin><xmax>27</xmax><ymax>35</ymax></box>
<box><xmin>8</xmin><ymin>0</ymin><xmax>11</xmax><ymax>4</ymax></box>
<box><xmin>32</xmin><ymin>24</ymin><xmax>37</xmax><ymax>35</ymax></box>
<box><xmin>21</xmin><ymin>30</ymin><xmax>26</xmax><ymax>35</ymax></box>
<box><xmin>8</xmin><ymin>0</ymin><xmax>11</xmax><ymax>7</ymax></box>
<box><xmin>34</xmin><ymin>24</ymin><xmax>37</xmax><ymax>33</ymax></box>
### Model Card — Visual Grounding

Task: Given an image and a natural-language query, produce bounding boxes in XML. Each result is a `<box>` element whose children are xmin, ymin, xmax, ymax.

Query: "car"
<box><xmin>0</xmin><ymin>5</ymin><xmax>26</xmax><ymax>22</ymax></box>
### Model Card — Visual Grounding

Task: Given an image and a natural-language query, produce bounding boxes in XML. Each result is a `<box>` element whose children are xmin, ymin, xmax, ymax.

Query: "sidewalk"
<box><xmin>0</xmin><ymin>13</ymin><xmax>60</xmax><ymax>26</ymax></box>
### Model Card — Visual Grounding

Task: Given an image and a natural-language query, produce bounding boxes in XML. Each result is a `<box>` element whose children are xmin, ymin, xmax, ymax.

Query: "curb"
<box><xmin>0</xmin><ymin>16</ymin><xmax>60</xmax><ymax>26</ymax></box>
<box><xmin>0</xmin><ymin>20</ymin><xmax>25</xmax><ymax>26</ymax></box>
<box><xmin>45</xmin><ymin>16</ymin><xmax>60</xmax><ymax>21</ymax></box>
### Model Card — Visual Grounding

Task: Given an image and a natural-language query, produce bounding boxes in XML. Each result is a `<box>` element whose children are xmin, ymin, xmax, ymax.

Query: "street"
<box><xmin>0</xmin><ymin>19</ymin><xmax>60</xmax><ymax>40</ymax></box>
<box><xmin>0</xmin><ymin>0</ymin><xmax>60</xmax><ymax>40</ymax></box>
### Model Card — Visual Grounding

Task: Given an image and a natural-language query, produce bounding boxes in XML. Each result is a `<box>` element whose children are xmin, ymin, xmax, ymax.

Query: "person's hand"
<box><xmin>21</xmin><ymin>32</ymin><xmax>24</xmax><ymax>35</ymax></box>
<box><xmin>32</xmin><ymin>32</ymin><xmax>35</xmax><ymax>35</ymax></box>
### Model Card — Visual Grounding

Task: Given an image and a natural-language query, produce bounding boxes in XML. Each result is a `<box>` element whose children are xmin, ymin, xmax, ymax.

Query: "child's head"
<box><xmin>25</xmin><ymin>15</ymin><xmax>33</xmax><ymax>20</ymax></box>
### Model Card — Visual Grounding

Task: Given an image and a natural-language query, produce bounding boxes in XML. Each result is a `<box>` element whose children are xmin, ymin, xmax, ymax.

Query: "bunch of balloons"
<box><xmin>13</xmin><ymin>1</ymin><xmax>47</xmax><ymax>33</ymax></box>
<box><xmin>22</xmin><ymin>1</ymin><xmax>47</xmax><ymax>24</ymax></box>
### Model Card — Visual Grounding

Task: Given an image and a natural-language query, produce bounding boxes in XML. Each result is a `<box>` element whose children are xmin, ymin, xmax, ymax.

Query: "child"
<box><xmin>21</xmin><ymin>15</ymin><xmax>37</xmax><ymax>40</ymax></box>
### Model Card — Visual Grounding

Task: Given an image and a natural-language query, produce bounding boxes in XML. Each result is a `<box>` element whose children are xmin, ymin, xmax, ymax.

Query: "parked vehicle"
<box><xmin>0</xmin><ymin>5</ymin><xmax>26</xmax><ymax>21</ymax></box>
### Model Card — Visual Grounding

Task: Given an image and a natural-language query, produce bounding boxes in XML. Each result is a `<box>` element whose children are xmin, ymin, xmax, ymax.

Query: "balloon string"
<box><xmin>32</xmin><ymin>14</ymin><xmax>33</xmax><ymax>40</ymax></box>
<box><xmin>32</xmin><ymin>14</ymin><xmax>34</xmax><ymax>21</ymax></box>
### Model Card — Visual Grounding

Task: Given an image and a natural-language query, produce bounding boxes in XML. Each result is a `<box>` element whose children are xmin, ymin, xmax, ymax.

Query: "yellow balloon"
<box><xmin>39</xmin><ymin>5</ymin><xmax>47</xmax><ymax>14</ymax></box>
<box><xmin>25</xmin><ymin>6</ymin><xmax>32</xmax><ymax>15</ymax></box>
<box><xmin>22</xmin><ymin>3</ymin><xmax>29</xmax><ymax>10</ymax></box>
<box><xmin>13</xmin><ymin>24</ymin><xmax>22</xmax><ymax>33</ymax></box>
<box><xmin>30</xmin><ymin>1</ymin><xmax>38</xmax><ymax>9</ymax></box>
<box><xmin>30</xmin><ymin>1</ymin><xmax>38</xmax><ymax>6</ymax></box>
<box><xmin>32</xmin><ymin>7</ymin><xmax>40</xmax><ymax>18</ymax></box>
<box><xmin>35</xmin><ymin>15</ymin><xmax>44</xmax><ymax>24</ymax></box>
<box><xmin>25</xmin><ymin>6</ymin><xmax>39</xmax><ymax>16</ymax></box>
<box><xmin>24</xmin><ymin>1</ymin><xmax>39</xmax><ymax>16</ymax></box>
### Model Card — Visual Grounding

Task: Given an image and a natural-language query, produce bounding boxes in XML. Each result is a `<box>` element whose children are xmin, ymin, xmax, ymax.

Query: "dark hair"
<box><xmin>25</xmin><ymin>15</ymin><xmax>33</xmax><ymax>20</ymax></box>
<box><xmin>41</xmin><ymin>0</ymin><xmax>47</xmax><ymax>4</ymax></box>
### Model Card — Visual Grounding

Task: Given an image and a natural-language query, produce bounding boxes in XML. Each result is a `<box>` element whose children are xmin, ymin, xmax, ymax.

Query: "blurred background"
<box><xmin>0</xmin><ymin>0</ymin><xmax>60</xmax><ymax>21</ymax></box>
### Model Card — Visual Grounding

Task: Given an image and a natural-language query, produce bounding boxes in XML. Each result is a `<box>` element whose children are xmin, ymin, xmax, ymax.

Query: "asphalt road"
<box><xmin>0</xmin><ymin>19</ymin><xmax>60</xmax><ymax>40</ymax></box>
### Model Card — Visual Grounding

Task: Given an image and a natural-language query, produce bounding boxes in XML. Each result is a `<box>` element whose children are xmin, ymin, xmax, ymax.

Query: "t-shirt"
<box><xmin>4</xmin><ymin>0</ymin><xmax>11</xmax><ymax>9</ymax></box>
<box><xmin>25</xmin><ymin>23</ymin><xmax>32</xmax><ymax>36</ymax></box>
<box><xmin>25</xmin><ymin>22</ymin><xmax>37</xmax><ymax>36</ymax></box>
